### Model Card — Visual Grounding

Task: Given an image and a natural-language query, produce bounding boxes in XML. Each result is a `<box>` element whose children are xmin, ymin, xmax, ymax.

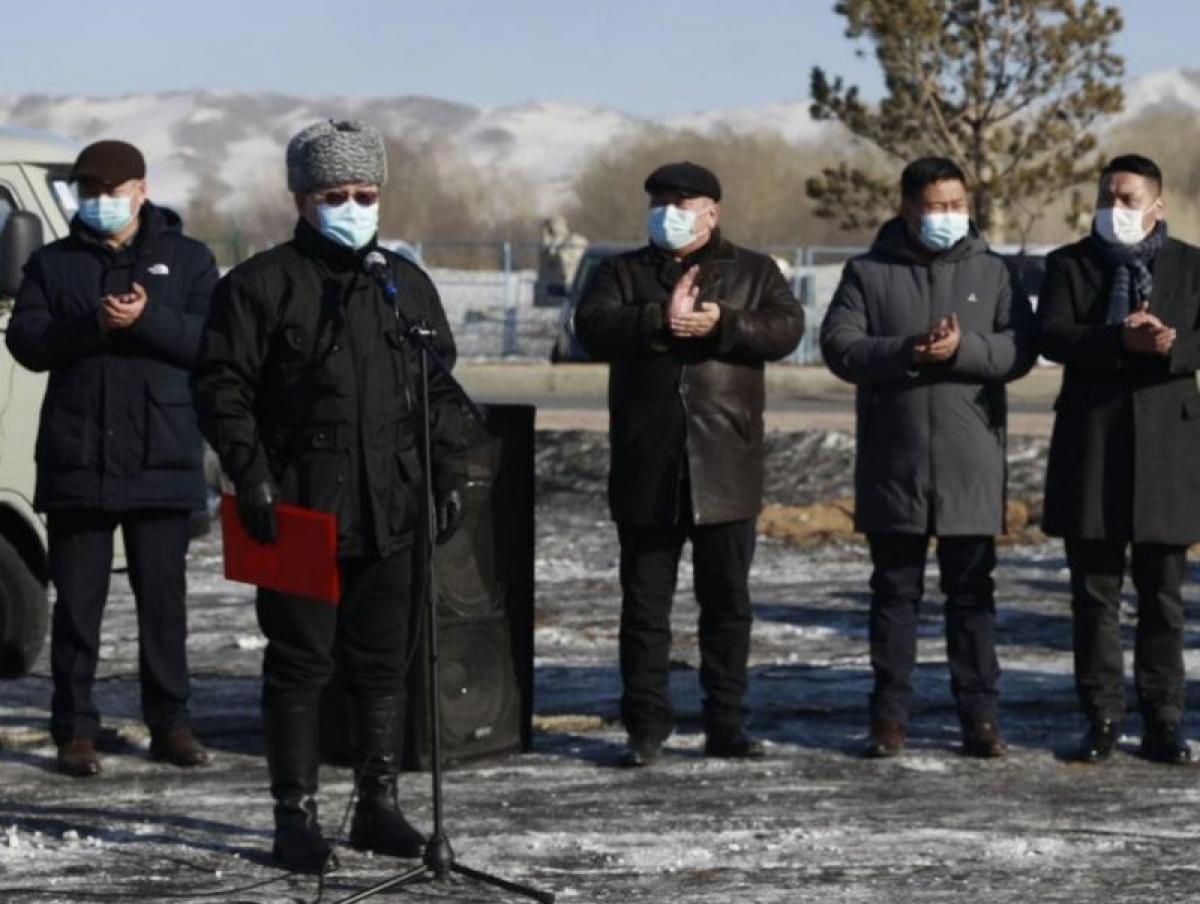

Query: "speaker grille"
<box><xmin>433</xmin><ymin>479</ymin><xmax>502</xmax><ymax>618</ymax></box>
<box><xmin>431</xmin><ymin>617</ymin><xmax>521</xmax><ymax>762</ymax></box>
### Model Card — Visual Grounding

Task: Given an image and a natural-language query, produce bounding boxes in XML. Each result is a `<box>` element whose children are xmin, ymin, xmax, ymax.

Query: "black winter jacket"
<box><xmin>575</xmin><ymin>232</ymin><xmax>803</xmax><ymax>525</ymax></box>
<box><xmin>7</xmin><ymin>202</ymin><xmax>217</xmax><ymax>512</ymax></box>
<box><xmin>192</xmin><ymin>220</ymin><xmax>466</xmax><ymax>558</ymax></box>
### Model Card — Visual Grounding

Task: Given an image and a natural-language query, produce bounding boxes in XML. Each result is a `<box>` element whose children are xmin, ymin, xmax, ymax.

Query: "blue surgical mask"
<box><xmin>317</xmin><ymin>201</ymin><xmax>379</xmax><ymax>250</ymax></box>
<box><xmin>77</xmin><ymin>195</ymin><xmax>135</xmax><ymax>235</ymax></box>
<box><xmin>919</xmin><ymin>212</ymin><xmax>970</xmax><ymax>251</ymax></box>
<box><xmin>648</xmin><ymin>204</ymin><xmax>707</xmax><ymax>250</ymax></box>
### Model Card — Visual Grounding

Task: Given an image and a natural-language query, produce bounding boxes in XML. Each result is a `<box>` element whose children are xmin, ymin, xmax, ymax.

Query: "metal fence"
<box><xmin>402</xmin><ymin>240</ymin><xmax>868</xmax><ymax>362</ymax></box>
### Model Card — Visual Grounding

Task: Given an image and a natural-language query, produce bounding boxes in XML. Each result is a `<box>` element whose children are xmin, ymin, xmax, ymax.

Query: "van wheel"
<box><xmin>0</xmin><ymin>536</ymin><xmax>47</xmax><ymax>678</ymax></box>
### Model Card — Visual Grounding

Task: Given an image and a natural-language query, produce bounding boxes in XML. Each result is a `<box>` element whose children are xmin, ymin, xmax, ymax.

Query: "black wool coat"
<box><xmin>7</xmin><ymin>203</ymin><xmax>217</xmax><ymax>512</ymax></box>
<box><xmin>574</xmin><ymin>232</ymin><xmax>804</xmax><ymax>526</ymax></box>
<box><xmin>1040</xmin><ymin>234</ymin><xmax>1200</xmax><ymax>545</ymax></box>
<box><xmin>191</xmin><ymin>220</ymin><xmax>466</xmax><ymax>558</ymax></box>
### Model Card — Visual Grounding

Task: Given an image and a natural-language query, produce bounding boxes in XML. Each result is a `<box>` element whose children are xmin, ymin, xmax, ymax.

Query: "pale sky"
<box><xmin>1</xmin><ymin>1</ymin><xmax>1189</xmax><ymax>117</ymax></box>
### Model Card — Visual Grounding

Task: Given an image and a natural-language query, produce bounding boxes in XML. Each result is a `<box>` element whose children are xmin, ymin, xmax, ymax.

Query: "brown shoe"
<box><xmin>866</xmin><ymin>718</ymin><xmax>906</xmax><ymax>758</ymax></box>
<box><xmin>962</xmin><ymin>721</ymin><xmax>1008</xmax><ymax>759</ymax></box>
<box><xmin>57</xmin><ymin>738</ymin><xmax>101</xmax><ymax>777</ymax></box>
<box><xmin>150</xmin><ymin>728</ymin><xmax>212</xmax><ymax>768</ymax></box>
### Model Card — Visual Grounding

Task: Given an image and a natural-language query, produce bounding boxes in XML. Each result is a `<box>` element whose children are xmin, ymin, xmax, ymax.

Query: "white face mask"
<box><xmin>648</xmin><ymin>204</ymin><xmax>711</xmax><ymax>250</ymax></box>
<box><xmin>1095</xmin><ymin>206</ymin><xmax>1152</xmax><ymax>246</ymax></box>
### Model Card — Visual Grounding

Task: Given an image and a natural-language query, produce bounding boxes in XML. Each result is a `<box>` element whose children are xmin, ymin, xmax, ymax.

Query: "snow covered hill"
<box><xmin>0</xmin><ymin>68</ymin><xmax>1192</xmax><ymax>216</ymax></box>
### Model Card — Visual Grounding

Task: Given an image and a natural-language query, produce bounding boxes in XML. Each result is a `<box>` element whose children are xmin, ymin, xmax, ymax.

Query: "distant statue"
<box><xmin>535</xmin><ymin>215</ymin><xmax>588</xmax><ymax>306</ymax></box>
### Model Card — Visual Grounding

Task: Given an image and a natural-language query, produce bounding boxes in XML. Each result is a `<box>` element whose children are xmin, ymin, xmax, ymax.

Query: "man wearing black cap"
<box><xmin>7</xmin><ymin>140</ymin><xmax>218</xmax><ymax>777</ymax></box>
<box><xmin>193</xmin><ymin>120</ymin><xmax>467</xmax><ymax>873</ymax></box>
<box><xmin>575</xmin><ymin>161</ymin><xmax>804</xmax><ymax>767</ymax></box>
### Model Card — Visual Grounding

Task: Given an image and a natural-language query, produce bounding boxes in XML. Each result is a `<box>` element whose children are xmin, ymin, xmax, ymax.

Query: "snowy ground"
<box><xmin>1</xmin><ymin>431</ymin><xmax>1199</xmax><ymax>903</ymax></box>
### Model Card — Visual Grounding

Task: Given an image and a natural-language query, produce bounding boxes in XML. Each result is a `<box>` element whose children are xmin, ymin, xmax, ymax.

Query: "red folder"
<box><xmin>219</xmin><ymin>494</ymin><xmax>341</xmax><ymax>605</ymax></box>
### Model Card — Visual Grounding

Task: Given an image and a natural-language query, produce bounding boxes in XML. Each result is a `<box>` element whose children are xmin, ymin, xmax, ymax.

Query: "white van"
<box><xmin>0</xmin><ymin>127</ymin><xmax>84</xmax><ymax>677</ymax></box>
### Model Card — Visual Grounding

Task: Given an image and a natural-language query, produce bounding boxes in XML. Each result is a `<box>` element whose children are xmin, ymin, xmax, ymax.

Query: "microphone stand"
<box><xmin>334</xmin><ymin>270</ymin><xmax>553</xmax><ymax>904</ymax></box>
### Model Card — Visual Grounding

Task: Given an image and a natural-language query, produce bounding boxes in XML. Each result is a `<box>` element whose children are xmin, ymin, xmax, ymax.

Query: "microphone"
<box><xmin>363</xmin><ymin>250</ymin><xmax>397</xmax><ymax>300</ymax></box>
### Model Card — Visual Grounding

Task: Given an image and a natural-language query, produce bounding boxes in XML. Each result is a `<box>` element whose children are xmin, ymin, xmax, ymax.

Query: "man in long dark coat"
<box><xmin>1040</xmin><ymin>153</ymin><xmax>1200</xmax><ymax>766</ymax></box>
<box><xmin>575</xmin><ymin>161</ymin><xmax>803</xmax><ymax>768</ymax></box>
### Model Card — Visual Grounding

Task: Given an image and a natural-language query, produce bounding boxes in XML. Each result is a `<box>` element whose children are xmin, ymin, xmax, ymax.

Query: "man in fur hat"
<box><xmin>193</xmin><ymin>120</ymin><xmax>466</xmax><ymax>873</ymax></box>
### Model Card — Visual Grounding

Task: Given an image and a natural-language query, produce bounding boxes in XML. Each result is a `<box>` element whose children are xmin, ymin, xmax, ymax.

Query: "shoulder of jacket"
<box><xmin>380</xmin><ymin>248</ymin><xmax>435</xmax><ymax>289</ymax></box>
<box><xmin>725</xmin><ymin>243</ymin><xmax>776</xmax><ymax>271</ymax></box>
<box><xmin>1046</xmin><ymin>237</ymin><xmax>1092</xmax><ymax>265</ymax></box>
<box><xmin>1165</xmin><ymin>236</ymin><xmax>1200</xmax><ymax>261</ymax></box>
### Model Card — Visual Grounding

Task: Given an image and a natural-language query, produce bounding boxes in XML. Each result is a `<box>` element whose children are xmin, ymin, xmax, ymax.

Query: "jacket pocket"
<box><xmin>144</xmin><ymin>379</ymin><xmax>203</xmax><ymax>469</ymax></box>
<box><xmin>384</xmin><ymin>330</ymin><xmax>416</xmax><ymax>408</ymax></box>
<box><xmin>389</xmin><ymin>447</ymin><xmax>423</xmax><ymax>534</ymax></box>
<box><xmin>1181</xmin><ymin>396</ymin><xmax>1200</xmax><ymax>421</ymax></box>
<box><xmin>35</xmin><ymin>383</ymin><xmax>96</xmax><ymax>468</ymax></box>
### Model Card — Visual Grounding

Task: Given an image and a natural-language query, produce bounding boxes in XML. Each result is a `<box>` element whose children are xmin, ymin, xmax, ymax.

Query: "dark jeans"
<box><xmin>867</xmin><ymin>533</ymin><xmax>999</xmax><ymax>726</ymax></box>
<box><xmin>1065</xmin><ymin>538</ymin><xmax>1187</xmax><ymax>726</ymax></box>
<box><xmin>617</xmin><ymin>517</ymin><xmax>756</xmax><ymax>740</ymax></box>
<box><xmin>255</xmin><ymin>549</ymin><xmax>414</xmax><ymax>718</ymax></box>
<box><xmin>49</xmin><ymin>508</ymin><xmax>192</xmax><ymax>745</ymax></box>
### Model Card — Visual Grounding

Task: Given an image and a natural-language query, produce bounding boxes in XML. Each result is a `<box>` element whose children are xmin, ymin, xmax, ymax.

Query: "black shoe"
<box><xmin>1074</xmin><ymin>719</ymin><xmax>1120</xmax><ymax>763</ymax></box>
<box><xmin>865</xmin><ymin>718</ymin><xmax>906</xmax><ymax>759</ymax></box>
<box><xmin>349</xmin><ymin>796</ymin><xmax>425</xmax><ymax>858</ymax></box>
<box><xmin>617</xmin><ymin>735</ymin><xmax>663</xmax><ymax>768</ymax></box>
<box><xmin>961</xmin><ymin>721</ymin><xmax>1008</xmax><ymax>759</ymax></box>
<box><xmin>1141</xmin><ymin>722</ymin><xmax>1192</xmax><ymax>765</ymax></box>
<box><xmin>273</xmin><ymin>797</ymin><xmax>339</xmax><ymax>874</ymax></box>
<box><xmin>704</xmin><ymin>728</ymin><xmax>765</xmax><ymax>759</ymax></box>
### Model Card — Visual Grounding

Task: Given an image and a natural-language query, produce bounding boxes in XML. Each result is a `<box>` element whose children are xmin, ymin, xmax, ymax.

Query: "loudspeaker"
<box><xmin>318</xmin><ymin>403</ymin><xmax>535</xmax><ymax>770</ymax></box>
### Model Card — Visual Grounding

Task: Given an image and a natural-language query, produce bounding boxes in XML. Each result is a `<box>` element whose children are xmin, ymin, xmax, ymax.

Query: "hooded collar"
<box><xmin>869</xmin><ymin>216</ymin><xmax>987</xmax><ymax>266</ymax></box>
<box><xmin>292</xmin><ymin>216</ymin><xmax>378</xmax><ymax>273</ymax></box>
<box><xmin>70</xmin><ymin>200</ymin><xmax>179</xmax><ymax>257</ymax></box>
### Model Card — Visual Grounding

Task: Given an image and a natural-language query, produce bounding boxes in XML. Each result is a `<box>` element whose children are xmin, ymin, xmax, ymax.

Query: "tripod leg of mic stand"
<box><xmin>451</xmin><ymin>862</ymin><xmax>556</xmax><ymax>904</ymax></box>
<box><xmin>332</xmin><ymin>864</ymin><xmax>427</xmax><ymax>904</ymax></box>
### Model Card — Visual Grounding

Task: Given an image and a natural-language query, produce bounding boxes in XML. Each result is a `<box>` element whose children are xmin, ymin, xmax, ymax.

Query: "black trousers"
<box><xmin>48</xmin><ymin>507</ymin><xmax>193</xmax><ymax>745</ymax></box>
<box><xmin>866</xmin><ymin>533</ymin><xmax>999</xmax><ymax>726</ymax></box>
<box><xmin>617</xmin><ymin>517</ymin><xmax>756</xmax><ymax>740</ymax></box>
<box><xmin>1065</xmin><ymin>538</ymin><xmax>1187</xmax><ymax>725</ymax></box>
<box><xmin>255</xmin><ymin>548</ymin><xmax>414</xmax><ymax>721</ymax></box>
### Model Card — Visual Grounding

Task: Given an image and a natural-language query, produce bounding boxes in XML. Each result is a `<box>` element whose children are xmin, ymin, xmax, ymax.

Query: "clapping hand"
<box><xmin>1123</xmin><ymin>301</ymin><xmax>1175</xmax><ymax>357</ymax></box>
<box><xmin>913</xmin><ymin>314</ymin><xmax>961</xmax><ymax>364</ymax></box>
<box><xmin>99</xmin><ymin>281</ymin><xmax>148</xmax><ymax>332</ymax></box>
<box><xmin>667</xmin><ymin>265</ymin><xmax>721</xmax><ymax>338</ymax></box>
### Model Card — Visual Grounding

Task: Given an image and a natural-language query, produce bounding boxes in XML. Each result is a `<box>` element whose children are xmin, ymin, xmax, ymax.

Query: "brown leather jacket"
<box><xmin>575</xmin><ymin>232</ymin><xmax>803</xmax><ymax>525</ymax></box>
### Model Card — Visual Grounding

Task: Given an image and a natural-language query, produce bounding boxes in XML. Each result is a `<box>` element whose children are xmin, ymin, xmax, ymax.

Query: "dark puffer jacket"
<box><xmin>820</xmin><ymin>218</ymin><xmax>1036</xmax><ymax>536</ymax></box>
<box><xmin>575</xmin><ymin>231</ymin><xmax>803</xmax><ymax>526</ymax></box>
<box><xmin>191</xmin><ymin>220</ymin><xmax>466</xmax><ymax>558</ymax></box>
<box><xmin>7</xmin><ymin>202</ymin><xmax>217</xmax><ymax>512</ymax></box>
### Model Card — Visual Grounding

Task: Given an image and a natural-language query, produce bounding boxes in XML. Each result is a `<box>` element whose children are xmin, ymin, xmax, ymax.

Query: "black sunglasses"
<box><xmin>316</xmin><ymin>189</ymin><xmax>379</xmax><ymax>207</ymax></box>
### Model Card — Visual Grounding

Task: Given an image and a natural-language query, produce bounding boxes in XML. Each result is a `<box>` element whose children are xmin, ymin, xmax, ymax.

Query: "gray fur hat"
<box><xmin>286</xmin><ymin>119</ymin><xmax>387</xmax><ymax>193</ymax></box>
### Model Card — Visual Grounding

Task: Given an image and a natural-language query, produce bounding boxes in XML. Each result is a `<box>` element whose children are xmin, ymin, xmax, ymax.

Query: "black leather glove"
<box><xmin>435</xmin><ymin>487</ymin><xmax>466</xmax><ymax>545</ymax></box>
<box><xmin>236</xmin><ymin>480</ymin><xmax>279</xmax><ymax>545</ymax></box>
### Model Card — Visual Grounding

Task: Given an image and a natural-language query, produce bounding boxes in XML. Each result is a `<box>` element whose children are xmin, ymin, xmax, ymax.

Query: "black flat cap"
<box><xmin>70</xmin><ymin>140</ymin><xmax>146</xmax><ymax>186</ymax></box>
<box><xmin>644</xmin><ymin>161</ymin><xmax>721</xmax><ymax>202</ymax></box>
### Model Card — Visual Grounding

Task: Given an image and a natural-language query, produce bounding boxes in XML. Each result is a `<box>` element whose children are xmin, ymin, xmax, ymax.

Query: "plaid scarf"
<box><xmin>1095</xmin><ymin>221</ymin><xmax>1167</xmax><ymax>323</ymax></box>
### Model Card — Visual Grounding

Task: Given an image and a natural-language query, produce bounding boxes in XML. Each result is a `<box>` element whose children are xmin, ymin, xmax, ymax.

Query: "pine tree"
<box><xmin>807</xmin><ymin>0</ymin><xmax>1123</xmax><ymax>244</ymax></box>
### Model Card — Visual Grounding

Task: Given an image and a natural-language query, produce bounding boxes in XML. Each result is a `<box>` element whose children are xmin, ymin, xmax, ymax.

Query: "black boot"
<box><xmin>263</xmin><ymin>699</ymin><xmax>338</xmax><ymax>874</ymax></box>
<box><xmin>1073</xmin><ymin>718</ymin><xmax>1121</xmax><ymax>764</ymax></box>
<box><xmin>348</xmin><ymin>694</ymin><xmax>425</xmax><ymax>859</ymax></box>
